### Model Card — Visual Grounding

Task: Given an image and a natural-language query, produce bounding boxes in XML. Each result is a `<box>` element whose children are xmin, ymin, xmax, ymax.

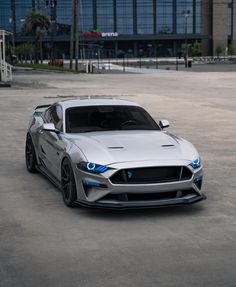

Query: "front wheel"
<box><xmin>25</xmin><ymin>134</ymin><xmax>37</xmax><ymax>173</ymax></box>
<box><xmin>61</xmin><ymin>158</ymin><xmax>77</xmax><ymax>207</ymax></box>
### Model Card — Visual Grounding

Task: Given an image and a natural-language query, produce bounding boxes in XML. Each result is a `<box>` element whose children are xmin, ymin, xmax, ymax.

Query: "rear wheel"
<box><xmin>25</xmin><ymin>134</ymin><xmax>37</xmax><ymax>173</ymax></box>
<box><xmin>61</xmin><ymin>158</ymin><xmax>77</xmax><ymax>207</ymax></box>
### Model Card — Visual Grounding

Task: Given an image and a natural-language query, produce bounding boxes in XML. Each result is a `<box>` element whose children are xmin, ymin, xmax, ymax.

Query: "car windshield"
<box><xmin>66</xmin><ymin>105</ymin><xmax>160</xmax><ymax>133</ymax></box>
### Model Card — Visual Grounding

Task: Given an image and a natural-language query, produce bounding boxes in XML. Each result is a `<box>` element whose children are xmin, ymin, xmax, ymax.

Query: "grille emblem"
<box><xmin>127</xmin><ymin>171</ymin><xmax>133</xmax><ymax>179</ymax></box>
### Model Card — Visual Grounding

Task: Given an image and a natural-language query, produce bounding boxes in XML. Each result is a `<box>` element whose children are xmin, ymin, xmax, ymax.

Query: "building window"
<box><xmin>156</xmin><ymin>0</ymin><xmax>173</xmax><ymax>34</ymax></box>
<box><xmin>137</xmin><ymin>0</ymin><xmax>154</xmax><ymax>34</ymax></box>
<box><xmin>0</xmin><ymin>2</ymin><xmax>12</xmax><ymax>32</ymax></box>
<box><xmin>15</xmin><ymin>0</ymin><xmax>34</xmax><ymax>34</ymax></box>
<box><xmin>116</xmin><ymin>0</ymin><xmax>133</xmax><ymax>35</ymax></box>
<box><xmin>80</xmin><ymin>0</ymin><xmax>93</xmax><ymax>32</ymax></box>
<box><xmin>57</xmin><ymin>0</ymin><xmax>72</xmax><ymax>36</ymax></box>
<box><xmin>195</xmin><ymin>0</ymin><xmax>201</xmax><ymax>34</ymax></box>
<box><xmin>97</xmin><ymin>0</ymin><xmax>114</xmax><ymax>32</ymax></box>
<box><xmin>176</xmin><ymin>0</ymin><xmax>194</xmax><ymax>34</ymax></box>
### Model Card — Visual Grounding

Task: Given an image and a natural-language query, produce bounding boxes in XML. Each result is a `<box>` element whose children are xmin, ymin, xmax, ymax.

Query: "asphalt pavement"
<box><xmin>0</xmin><ymin>69</ymin><xmax>236</xmax><ymax>287</ymax></box>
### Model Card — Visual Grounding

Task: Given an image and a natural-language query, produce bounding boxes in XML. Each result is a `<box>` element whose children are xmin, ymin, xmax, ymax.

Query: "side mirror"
<box><xmin>42</xmin><ymin>123</ymin><xmax>60</xmax><ymax>134</ymax></box>
<box><xmin>159</xmin><ymin>120</ymin><xmax>170</xmax><ymax>129</ymax></box>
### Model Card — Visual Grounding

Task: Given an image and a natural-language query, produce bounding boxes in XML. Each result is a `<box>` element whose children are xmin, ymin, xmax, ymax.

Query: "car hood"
<box><xmin>68</xmin><ymin>130</ymin><xmax>198</xmax><ymax>166</ymax></box>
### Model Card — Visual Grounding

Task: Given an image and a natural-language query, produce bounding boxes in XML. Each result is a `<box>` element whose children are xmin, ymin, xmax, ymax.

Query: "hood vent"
<box><xmin>162</xmin><ymin>144</ymin><xmax>175</xmax><ymax>147</ymax></box>
<box><xmin>108</xmin><ymin>146</ymin><xmax>124</xmax><ymax>149</ymax></box>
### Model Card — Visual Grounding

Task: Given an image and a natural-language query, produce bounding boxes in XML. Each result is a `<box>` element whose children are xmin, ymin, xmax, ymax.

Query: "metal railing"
<box><xmin>0</xmin><ymin>30</ymin><xmax>13</xmax><ymax>82</ymax></box>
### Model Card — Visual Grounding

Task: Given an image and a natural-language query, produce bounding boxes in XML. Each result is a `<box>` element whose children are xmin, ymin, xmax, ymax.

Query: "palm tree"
<box><xmin>21</xmin><ymin>11</ymin><xmax>51</xmax><ymax>63</ymax></box>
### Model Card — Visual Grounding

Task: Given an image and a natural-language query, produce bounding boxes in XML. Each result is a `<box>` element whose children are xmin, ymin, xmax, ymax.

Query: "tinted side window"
<box><xmin>44</xmin><ymin>105</ymin><xmax>63</xmax><ymax>131</ymax></box>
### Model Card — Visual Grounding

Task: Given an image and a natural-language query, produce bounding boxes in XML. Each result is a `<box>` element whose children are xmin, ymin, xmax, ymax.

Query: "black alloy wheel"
<box><xmin>25</xmin><ymin>134</ymin><xmax>37</xmax><ymax>173</ymax></box>
<box><xmin>61</xmin><ymin>159</ymin><xmax>77</xmax><ymax>207</ymax></box>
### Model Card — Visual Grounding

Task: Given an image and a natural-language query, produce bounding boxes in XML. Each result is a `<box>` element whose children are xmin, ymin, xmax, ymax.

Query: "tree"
<box><xmin>5</xmin><ymin>43</ymin><xmax>13</xmax><ymax>57</ymax></box>
<box><xmin>21</xmin><ymin>11</ymin><xmax>51</xmax><ymax>63</ymax></box>
<box><xmin>15</xmin><ymin>45</ymin><xmax>24</xmax><ymax>62</ymax></box>
<box><xmin>15</xmin><ymin>43</ymin><xmax>34</xmax><ymax>63</ymax></box>
<box><xmin>228</xmin><ymin>44</ymin><xmax>235</xmax><ymax>56</ymax></box>
<box><xmin>181</xmin><ymin>43</ymin><xmax>190</xmax><ymax>57</ymax></box>
<box><xmin>216</xmin><ymin>45</ymin><xmax>223</xmax><ymax>58</ymax></box>
<box><xmin>191</xmin><ymin>41</ymin><xmax>201</xmax><ymax>56</ymax></box>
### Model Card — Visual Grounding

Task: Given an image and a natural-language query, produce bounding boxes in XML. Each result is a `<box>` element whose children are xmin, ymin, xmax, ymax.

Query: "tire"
<box><xmin>25</xmin><ymin>133</ymin><xmax>37</xmax><ymax>173</ymax></box>
<box><xmin>61</xmin><ymin>158</ymin><xmax>77</xmax><ymax>207</ymax></box>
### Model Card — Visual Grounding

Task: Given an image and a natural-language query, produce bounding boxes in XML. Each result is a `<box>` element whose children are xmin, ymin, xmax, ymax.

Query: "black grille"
<box><xmin>110</xmin><ymin>166</ymin><xmax>192</xmax><ymax>184</ymax></box>
<box><xmin>101</xmin><ymin>189</ymin><xmax>197</xmax><ymax>202</ymax></box>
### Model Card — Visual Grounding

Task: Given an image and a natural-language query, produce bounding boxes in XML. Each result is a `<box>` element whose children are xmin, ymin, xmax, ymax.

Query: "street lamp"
<box><xmin>10</xmin><ymin>0</ymin><xmax>16</xmax><ymax>55</ymax></box>
<box><xmin>183</xmin><ymin>10</ymin><xmax>191</xmax><ymax>68</ymax></box>
<box><xmin>44</xmin><ymin>0</ymin><xmax>57</xmax><ymax>61</ymax></box>
<box><xmin>50</xmin><ymin>0</ymin><xmax>57</xmax><ymax>61</ymax></box>
<box><xmin>70</xmin><ymin>0</ymin><xmax>79</xmax><ymax>70</ymax></box>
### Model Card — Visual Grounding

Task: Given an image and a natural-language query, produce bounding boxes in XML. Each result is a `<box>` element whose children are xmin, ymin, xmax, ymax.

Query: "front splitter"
<box><xmin>75</xmin><ymin>194</ymin><xmax>206</xmax><ymax>210</ymax></box>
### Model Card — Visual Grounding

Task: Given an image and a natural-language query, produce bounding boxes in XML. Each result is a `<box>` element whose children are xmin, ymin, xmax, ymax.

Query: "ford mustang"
<box><xmin>25</xmin><ymin>98</ymin><xmax>206</xmax><ymax>209</ymax></box>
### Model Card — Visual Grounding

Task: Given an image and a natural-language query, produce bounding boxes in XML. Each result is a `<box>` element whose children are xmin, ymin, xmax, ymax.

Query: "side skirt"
<box><xmin>36</xmin><ymin>165</ymin><xmax>62</xmax><ymax>190</ymax></box>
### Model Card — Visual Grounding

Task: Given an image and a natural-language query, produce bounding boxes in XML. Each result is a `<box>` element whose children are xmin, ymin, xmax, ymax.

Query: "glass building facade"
<box><xmin>0</xmin><ymin>0</ymin><xmax>233</xmax><ymax>57</ymax></box>
<box><xmin>116</xmin><ymin>0</ymin><xmax>133</xmax><ymax>35</ymax></box>
<box><xmin>156</xmin><ymin>1</ymin><xmax>173</xmax><ymax>34</ymax></box>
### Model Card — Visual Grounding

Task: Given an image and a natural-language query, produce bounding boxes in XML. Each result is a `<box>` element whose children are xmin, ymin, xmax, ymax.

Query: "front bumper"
<box><xmin>73</xmin><ymin>161</ymin><xmax>206</xmax><ymax>209</ymax></box>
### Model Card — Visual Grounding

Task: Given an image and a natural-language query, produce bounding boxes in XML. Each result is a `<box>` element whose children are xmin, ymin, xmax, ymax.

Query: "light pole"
<box><xmin>183</xmin><ymin>10</ymin><xmax>191</xmax><ymax>68</ymax></box>
<box><xmin>75</xmin><ymin>0</ymin><xmax>79</xmax><ymax>71</ymax></box>
<box><xmin>70</xmin><ymin>0</ymin><xmax>75</xmax><ymax>69</ymax></box>
<box><xmin>10</xmin><ymin>0</ymin><xmax>16</xmax><ymax>56</ymax></box>
<box><xmin>50</xmin><ymin>0</ymin><xmax>57</xmax><ymax>62</ymax></box>
<box><xmin>70</xmin><ymin>0</ymin><xmax>79</xmax><ymax>70</ymax></box>
<box><xmin>147</xmin><ymin>43</ymin><xmax>152</xmax><ymax>58</ymax></box>
<box><xmin>44</xmin><ymin>0</ymin><xmax>57</xmax><ymax>62</ymax></box>
<box><xmin>156</xmin><ymin>46</ymin><xmax>158</xmax><ymax>69</ymax></box>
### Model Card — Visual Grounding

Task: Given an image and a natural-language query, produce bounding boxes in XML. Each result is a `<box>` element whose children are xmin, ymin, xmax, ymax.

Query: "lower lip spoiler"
<box><xmin>75</xmin><ymin>194</ymin><xmax>206</xmax><ymax>210</ymax></box>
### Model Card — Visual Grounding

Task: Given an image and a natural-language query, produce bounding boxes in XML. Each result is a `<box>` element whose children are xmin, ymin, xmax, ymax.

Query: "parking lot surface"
<box><xmin>0</xmin><ymin>69</ymin><xmax>236</xmax><ymax>287</ymax></box>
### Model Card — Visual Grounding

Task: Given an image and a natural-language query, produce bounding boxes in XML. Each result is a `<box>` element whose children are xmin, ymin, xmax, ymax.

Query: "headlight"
<box><xmin>77</xmin><ymin>162</ymin><xmax>109</xmax><ymax>173</ymax></box>
<box><xmin>189</xmin><ymin>158</ymin><xmax>201</xmax><ymax>169</ymax></box>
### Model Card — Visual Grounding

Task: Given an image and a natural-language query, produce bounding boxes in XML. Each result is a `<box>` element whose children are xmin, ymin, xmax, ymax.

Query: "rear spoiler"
<box><xmin>35</xmin><ymin>104</ymin><xmax>50</xmax><ymax>110</ymax></box>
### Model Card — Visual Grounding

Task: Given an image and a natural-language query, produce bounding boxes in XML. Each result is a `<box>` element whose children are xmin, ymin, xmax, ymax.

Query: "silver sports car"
<box><xmin>25</xmin><ymin>98</ymin><xmax>206</xmax><ymax>209</ymax></box>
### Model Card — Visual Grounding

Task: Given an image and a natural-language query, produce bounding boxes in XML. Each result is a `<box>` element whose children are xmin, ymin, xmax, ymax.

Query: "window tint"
<box><xmin>45</xmin><ymin>105</ymin><xmax>63</xmax><ymax>131</ymax></box>
<box><xmin>66</xmin><ymin>105</ymin><xmax>160</xmax><ymax>133</ymax></box>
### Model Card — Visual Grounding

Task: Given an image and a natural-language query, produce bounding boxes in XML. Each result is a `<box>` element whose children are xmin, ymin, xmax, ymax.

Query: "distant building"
<box><xmin>0</xmin><ymin>0</ymin><xmax>235</xmax><ymax>58</ymax></box>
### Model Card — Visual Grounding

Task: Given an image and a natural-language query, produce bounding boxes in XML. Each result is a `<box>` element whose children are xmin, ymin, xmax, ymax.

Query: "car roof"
<box><xmin>56</xmin><ymin>97</ymin><xmax>141</xmax><ymax>110</ymax></box>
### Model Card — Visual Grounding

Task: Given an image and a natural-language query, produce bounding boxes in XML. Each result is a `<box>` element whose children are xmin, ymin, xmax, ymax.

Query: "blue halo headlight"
<box><xmin>190</xmin><ymin>158</ymin><xmax>201</xmax><ymax>169</ymax></box>
<box><xmin>77</xmin><ymin>162</ymin><xmax>109</xmax><ymax>174</ymax></box>
<box><xmin>87</xmin><ymin>162</ymin><xmax>96</xmax><ymax>171</ymax></box>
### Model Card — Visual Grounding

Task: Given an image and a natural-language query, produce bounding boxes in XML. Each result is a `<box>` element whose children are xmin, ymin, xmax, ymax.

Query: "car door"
<box><xmin>38</xmin><ymin>105</ymin><xmax>65</xmax><ymax>179</ymax></box>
